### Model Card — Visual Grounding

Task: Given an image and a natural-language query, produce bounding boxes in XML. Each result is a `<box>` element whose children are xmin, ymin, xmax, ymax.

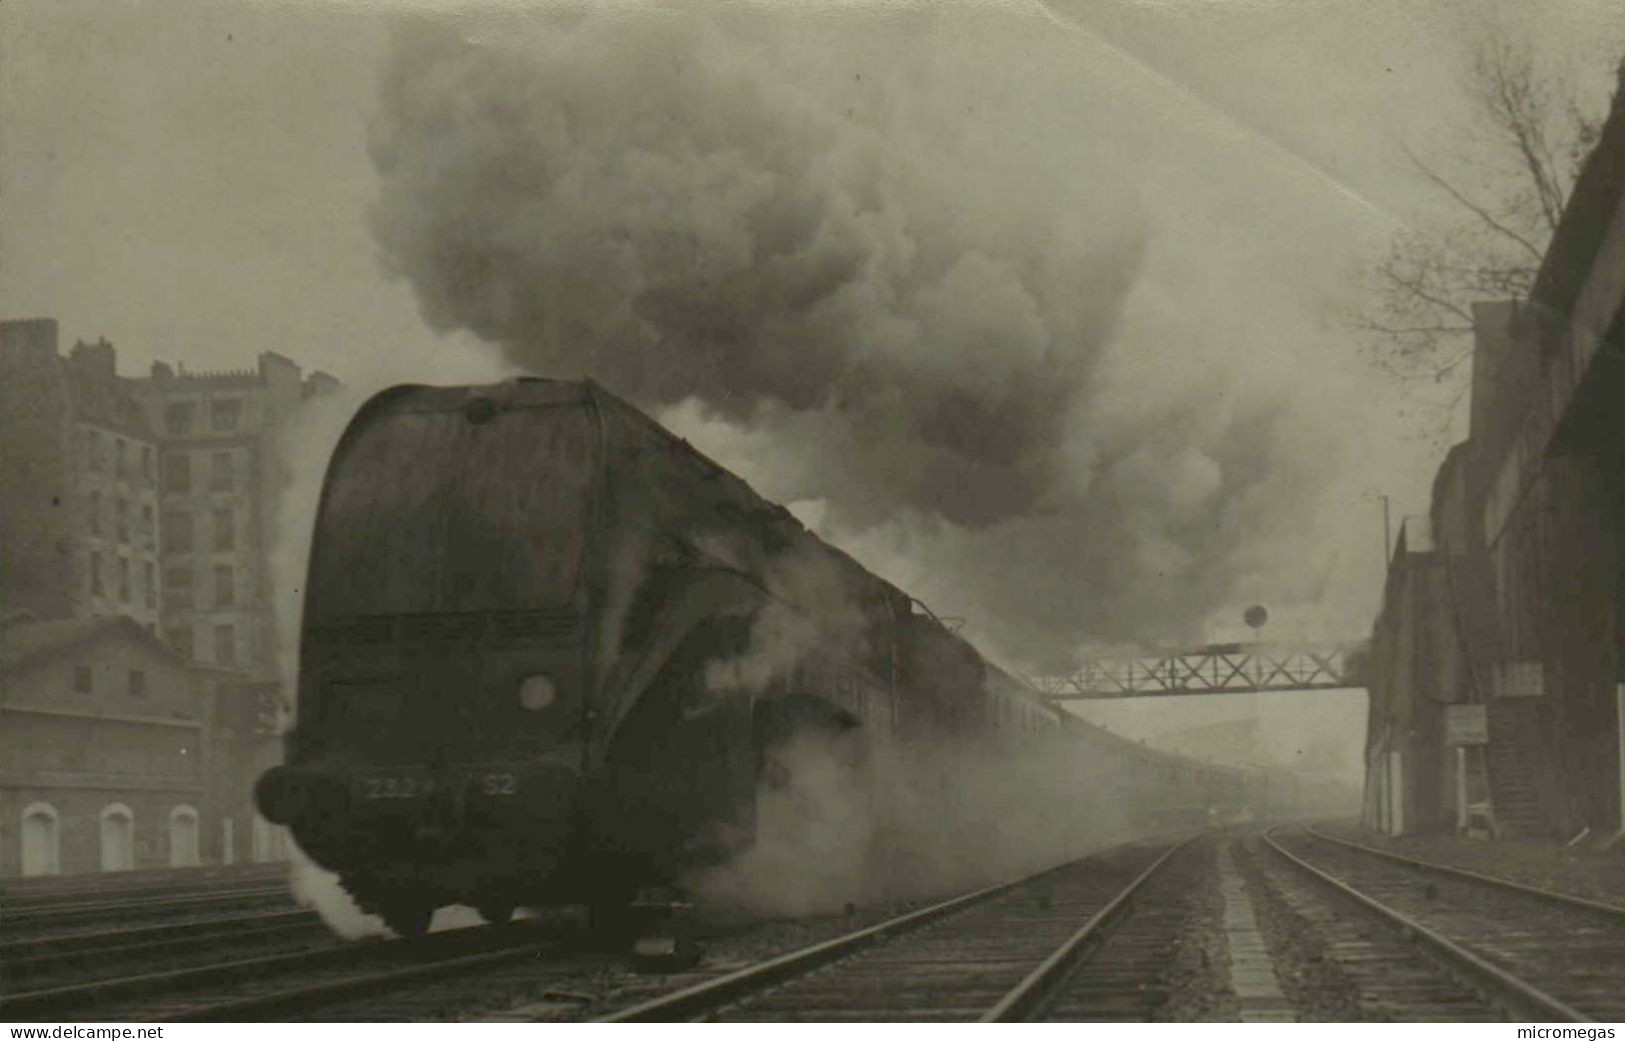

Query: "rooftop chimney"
<box><xmin>69</xmin><ymin>336</ymin><xmax>117</xmax><ymax>378</ymax></box>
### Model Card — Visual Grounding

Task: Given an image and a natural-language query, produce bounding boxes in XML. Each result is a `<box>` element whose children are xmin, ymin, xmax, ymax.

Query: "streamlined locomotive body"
<box><xmin>256</xmin><ymin>378</ymin><xmax>1252</xmax><ymax>935</ymax></box>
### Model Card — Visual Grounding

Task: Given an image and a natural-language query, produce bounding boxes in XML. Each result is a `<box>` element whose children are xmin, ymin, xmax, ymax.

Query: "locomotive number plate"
<box><xmin>354</xmin><ymin>774</ymin><xmax>437</xmax><ymax>801</ymax></box>
<box><xmin>478</xmin><ymin>771</ymin><xmax>519</xmax><ymax>796</ymax></box>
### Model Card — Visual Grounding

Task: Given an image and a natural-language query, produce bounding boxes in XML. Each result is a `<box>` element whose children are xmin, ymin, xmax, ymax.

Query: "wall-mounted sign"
<box><xmin>1444</xmin><ymin>703</ymin><xmax>1489</xmax><ymax>746</ymax></box>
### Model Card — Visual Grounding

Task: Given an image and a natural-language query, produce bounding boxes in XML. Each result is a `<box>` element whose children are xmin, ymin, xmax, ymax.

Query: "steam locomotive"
<box><xmin>255</xmin><ymin>378</ymin><xmax>1251</xmax><ymax>935</ymax></box>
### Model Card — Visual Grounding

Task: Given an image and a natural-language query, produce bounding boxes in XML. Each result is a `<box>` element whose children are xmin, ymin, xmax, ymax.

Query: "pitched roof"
<box><xmin>0</xmin><ymin>616</ymin><xmax>179</xmax><ymax>673</ymax></box>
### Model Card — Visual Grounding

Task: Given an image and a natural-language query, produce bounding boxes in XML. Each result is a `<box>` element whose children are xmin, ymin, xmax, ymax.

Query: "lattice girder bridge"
<box><xmin>1030</xmin><ymin>641</ymin><xmax>1369</xmax><ymax>700</ymax></box>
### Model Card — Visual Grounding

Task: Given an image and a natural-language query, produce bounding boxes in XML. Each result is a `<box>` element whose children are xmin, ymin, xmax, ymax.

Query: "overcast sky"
<box><xmin>4</xmin><ymin>0</ymin><xmax>1622</xmax><ymax>756</ymax></box>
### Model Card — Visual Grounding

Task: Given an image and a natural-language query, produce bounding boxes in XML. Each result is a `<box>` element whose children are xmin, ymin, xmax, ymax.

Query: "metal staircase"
<box><xmin>1485</xmin><ymin>699</ymin><xmax>1548</xmax><ymax>836</ymax></box>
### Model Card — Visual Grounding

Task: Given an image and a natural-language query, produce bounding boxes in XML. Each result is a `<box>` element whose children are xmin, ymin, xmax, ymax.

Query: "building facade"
<box><xmin>1365</xmin><ymin>75</ymin><xmax>1625</xmax><ymax>838</ymax></box>
<box><xmin>0</xmin><ymin>320</ymin><xmax>163</xmax><ymax>630</ymax></box>
<box><xmin>1</xmin><ymin>319</ymin><xmax>336</xmax><ymax>679</ymax></box>
<box><xmin>131</xmin><ymin>354</ymin><xmax>338</xmax><ymax>679</ymax></box>
<box><xmin>0</xmin><ymin>616</ymin><xmax>268</xmax><ymax>875</ymax></box>
<box><xmin>0</xmin><ymin>320</ymin><xmax>332</xmax><ymax>873</ymax></box>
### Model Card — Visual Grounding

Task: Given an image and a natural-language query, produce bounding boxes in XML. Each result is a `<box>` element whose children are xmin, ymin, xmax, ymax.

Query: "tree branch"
<box><xmin>1404</xmin><ymin>145</ymin><xmax>1546</xmax><ymax>260</ymax></box>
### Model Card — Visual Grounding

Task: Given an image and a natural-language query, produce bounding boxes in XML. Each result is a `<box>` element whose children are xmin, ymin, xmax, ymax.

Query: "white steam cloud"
<box><xmin>687</xmin><ymin>727</ymin><xmax>1142</xmax><ymax>917</ymax></box>
<box><xmin>365</xmin><ymin>3</ymin><xmax>1335</xmax><ymax>667</ymax></box>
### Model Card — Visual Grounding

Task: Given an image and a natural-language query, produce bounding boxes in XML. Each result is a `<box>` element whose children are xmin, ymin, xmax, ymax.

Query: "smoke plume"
<box><xmin>367</xmin><ymin>3</ymin><xmax>1333</xmax><ymax>666</ymax></box>
<box><xmin>686</xmin><ymin>727</ymin><xmax>1142</xmax><ymax>917</ymax></box>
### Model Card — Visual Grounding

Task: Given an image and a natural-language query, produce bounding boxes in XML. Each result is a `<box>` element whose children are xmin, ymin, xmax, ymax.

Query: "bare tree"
<box><xmin>1356</xmin><ymin>32</ymin><xmax>1612</xmax><ymax>398</ymax></box>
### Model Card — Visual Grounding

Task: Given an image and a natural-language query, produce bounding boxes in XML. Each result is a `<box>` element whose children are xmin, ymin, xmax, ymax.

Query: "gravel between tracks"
<box><xmin>1147</xmin><ymin>836</ymin><xmax>1237</xmax><ymax>1022</ymax></box>
<box><xmin>1315</xmin><ymin>821</ymin><xmax>1625</xmax><ymax>906</ymax></box>
<box><xmin>1234</xmin><ymin>834</ymin><xmax>1365</xmax><ymax>1021</ymax></box>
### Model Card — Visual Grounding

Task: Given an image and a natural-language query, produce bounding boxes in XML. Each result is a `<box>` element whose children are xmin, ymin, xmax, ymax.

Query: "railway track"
<box><xmin>3</xmin><ymin>862</ymin><xmax>286</xmax><ymax>904</ymax></box>
<box><xmin>3</xmin><ymin>880</ymin><xmax>300</xmax><ymax>939</ymax></box>
<box><xmin>43</xmin><ymin>824</ymin><xmax>1622</xmax><ymax>1023</ymax></box>
<box><xmin>598</xmin><ymin>833</ymin><xmax>1205</xmax><ymax>1022</ymax></box>
<box><xmin>1</xmin><ymin>920</ymin><xmax>560</xmax><ymax>1022</ymax></box>
<box><xmin>2</xmin><ymin>908</ymin><xmax>333</xmax><ymax>996</ymax></box>
<box><xmin>1257</xmin><ymin>823</ymin><xmax>1625</xmax><ymax>1021</ymax></box>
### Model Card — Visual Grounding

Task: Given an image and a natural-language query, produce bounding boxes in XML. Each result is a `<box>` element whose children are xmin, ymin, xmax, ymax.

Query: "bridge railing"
<box><xmin>1029</xmin><ymin>640</ymin><xmax>1368</xmax><ymax>700</ymax></box>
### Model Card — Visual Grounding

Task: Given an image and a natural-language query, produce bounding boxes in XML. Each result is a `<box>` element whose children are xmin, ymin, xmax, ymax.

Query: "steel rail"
<box><xmin>3</xmin><ymin>936</ymin><xmax>389</xmax><ymax>1020</ymax></box>
<box><xmin>0</xmin><ymin>921</ymin><xmax>545</xmax><ymax>1021</ymax></box>
<box><xmin>980</xmin><ymin>836</ymin><xmax>1192</xmax><ymax>1022</ymax></box>
<box><xmin>8</xmin><ymin>880</ymin><xmax>289</xmax><ymax>912</ymax></box>
<box><xmin>601</xmin><ymin>834</ymin><xmax>1199</xmax><ymax>1023</ymax></box>
<box><xmin>599</xmin><ymin>860</ymin><xmax>1094</xmax><ymax>1021</ymax></box>
<box><xmin>2</xmin><ymin>864</ymin><xmax>285</xmax><ymax>902</ymax></box>
<box><xmin>164</xmin><ymin>939</ymin><xmax>558</xmax><ymax>1022</ymax></box>
<box><xmin>7</xmin><ymin>916</ymin><xmax>328</xmax><ymax>981</ymax></box>
<box><xmin>0</xmin><ymin>909</ymin><xmax>318</xmax><ymax>962</ymax></box>
<box><xmin>1262</xmin><ymin>825</ymin><xmax>1589</xmax><ymax>1023</ymax></box>
<box><xmin>1303</xmin><ymin>824</ymin><xmax>1625</xmax><ymax>917</ymax></box>
<box><xmin>3</xmin><ymin>884</ymin><xmax>291</xmax><ymax>927</ymax></box>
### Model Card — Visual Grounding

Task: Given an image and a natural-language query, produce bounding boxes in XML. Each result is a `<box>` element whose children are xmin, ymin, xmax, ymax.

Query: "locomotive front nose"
<box><xmin>256</xmin><ymin>756</ymin><xmax>585</xmax><ymax>878</ymax></box>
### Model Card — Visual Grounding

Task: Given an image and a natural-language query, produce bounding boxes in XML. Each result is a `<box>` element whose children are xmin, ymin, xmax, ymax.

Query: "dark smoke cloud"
<box><xmin>367</xmin><ymin>4</ymin><xmax>1331</xmax><ymax>666</ymax></box>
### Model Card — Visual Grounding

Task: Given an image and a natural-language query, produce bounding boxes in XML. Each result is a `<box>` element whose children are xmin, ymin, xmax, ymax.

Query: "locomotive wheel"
<box><xmin>381</xmin><ymin>900</ymin><xmax>434</xmax><ymax>938</ymax></box>
<box><xmin>476</xmin><ymin>899</ymin><xmax>516</xmax><ymax>926</ymax></box>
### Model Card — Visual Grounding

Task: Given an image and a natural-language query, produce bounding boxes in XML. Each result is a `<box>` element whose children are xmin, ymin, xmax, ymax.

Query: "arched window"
<box><xmin>21</xmin><ymin>802</ymin><xmax>60</xmax><ymax>876</ymax></box>
<box><xmin>168</xmin><ymin>804</ymin><xmax>200</xmax><ymax>866</ymax></box>
<box><xmin>100</xmin><ymin>803</ymin><xmax>135</xmax><ymax>871</ymax></box>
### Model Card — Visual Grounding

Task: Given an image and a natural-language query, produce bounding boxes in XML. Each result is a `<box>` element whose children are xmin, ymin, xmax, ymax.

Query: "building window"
<box><xmin>144</xmin><ymin>561</ymin><xmax>157</xmax><ymax>608</ymax></box>
<box><xmin>164</xmin><ymin>566</ymin><xmax>193</xmax><ymax>610</ymax></box>
<box><xmin>210</xmin><ymin>451</ymin><xmax>235</xmax><ymax>492</ymax></box>
<box><xmin>88</xmin><ymin>491</ymin><xmax>101</xmax><ymax>535</ymax></box>
<box><xmin>169</xmin><ymin>805</ymin><xmax>201</xmax><ymax>867</ymax></box>
<box><xmin>115</xmin><ymin>439</ymin><xmax>127</xmax><ymax>479</ymax></box>
<box><xmin>115</xmin><ymin>498</ymin><xmax>129</xmax><ymax>541</ymax></box>
<box><xmin>129</xmin><ymin>669</ymin><xmax>147</xmax><ymax>698</ymax></box>
<box><xmin>87</xmin><ymin>430</ymin><xmax>103</xmax><ymax>473</ymax></box>
<box><xmin>212</xmin><ymin>508</ymin><xmax>234</xmax><ymax>551</ymax></box>
<box><xmin>118</xmin><ymin>558</ymin><xmax>130</xmax><ymax>602</ymax></box>
<box><xmin>214</xmin><ymin>623</ymin><xmax>237</xmax><ymax>666</ymax></box>
<box><xmin>163</xmin><ymin>511</ymin><xmax>193</xmax><ymax>553</ymax></box>
<box><xmin>165</xmin><ymin>401</ymin><xmax>195</xmax><ymax>434</ymax></box>
<box><xmin>21</xmin><ymin>803</ymin><xmax>61</xmax><ymax>877</ymax></box>
<box><xmin>166</xmin><ymin>626</ymin><xmax>194</xmax><ymax>659</ymax></box>
<box><xmin>214</xmin><ymin>564</ymin><xmax>235</xmax><ymax>607</ymax></box>
<box><xmin>90</xmin><ymin>552</ymin><xmax>103</xmax><ymax>596</ymax></box>
<box><xmin>100</xmin><ymin>803</ymin><xmax>135</xmax><ymax>872</ymax></box>
<box><xmin>141</xmin><ymin>503</ymin><xmax>154</xmax><ymax>533</ymax></box>
<box><xmin>164</xmin><ymin>454</ymin><xmax>191</xmax><ymax>494</ymax></box>
<box><xmin>211</xmin><ymin>398</ymin><xmax>242</xmax><ymax>431</ymax></box>
<box><xmin>73</xmin><ymin>665</ymin><xmax>93</xmax><ymax>693</ymax></box>
<box><xmin>142</xmin><ymin>445</ymin><xmax>153</xmax><ymax>479</ymax></box>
